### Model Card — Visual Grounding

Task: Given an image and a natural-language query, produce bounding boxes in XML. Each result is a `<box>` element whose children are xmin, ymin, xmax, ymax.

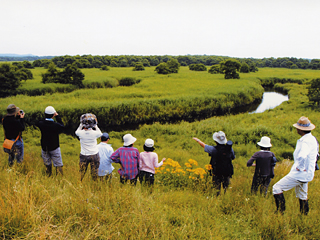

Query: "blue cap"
<box><xmin>101</xmin><ymin>133</ymin><xmax>110</xmax><ymax>141</ymax></box>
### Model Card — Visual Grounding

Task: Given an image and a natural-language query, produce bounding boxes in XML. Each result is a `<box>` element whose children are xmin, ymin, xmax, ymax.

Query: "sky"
<box><xmin>1</xmin><ymin>0</ymin><xmax>320</xmax><ymax>59</ymax></box>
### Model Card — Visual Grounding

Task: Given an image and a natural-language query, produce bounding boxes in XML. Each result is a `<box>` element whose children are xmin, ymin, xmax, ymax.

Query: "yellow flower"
<box><xmin>192</xmin><ymin>177</ymin><xmax>195</xmax><ymax>180</ymax></box>
<box><xmin>166</xmin><ymin>168</ymin><xmax>170</xmax><ymax>172</ymax></box>
<box><xmin>185</xmin><ymin>163</ymin><xmax>192</xmax><ymax>168</ymax></box>
<box><xmin>189</xmin><ymin>176</ymin><xmax>192</xmax><ymax>179</ymax></box>
<box><xmin>205</xmin><ymin>164</ymin><xmax>213</xmax><ymax>171</ymax></box>
<box><xmin>188</xmin><ymin>159</ymin><xmax>198</xmax><ymax>166</ymax></box>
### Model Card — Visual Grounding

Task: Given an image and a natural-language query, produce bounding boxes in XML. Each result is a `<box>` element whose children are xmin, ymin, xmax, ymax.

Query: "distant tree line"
<box><xmin>2</xmin><ymin>54</ymin><xmax>320</xmax><ymax>70</ymax></box>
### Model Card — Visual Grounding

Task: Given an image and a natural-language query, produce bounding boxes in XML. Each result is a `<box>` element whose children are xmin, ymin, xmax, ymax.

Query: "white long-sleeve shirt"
<box><xmin>288</xmin><ymin>133</ymin><xmax>319</xmax><ymax>182</ymax></box>
<box><xmin>75</xmin><ymin>125</ymin><xmax>102</xmax><ymax>156</ymax></box>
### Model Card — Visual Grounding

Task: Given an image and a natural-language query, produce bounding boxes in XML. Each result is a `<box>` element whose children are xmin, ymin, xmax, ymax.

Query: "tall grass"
<box><xmin>1</xmin><ymin>68</ymin><xmax>320</xmax><ymax>238</ymax></box>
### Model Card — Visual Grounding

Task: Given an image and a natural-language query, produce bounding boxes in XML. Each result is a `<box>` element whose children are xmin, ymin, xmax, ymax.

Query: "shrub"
<box><xmin>189</xmin><ymin>63</ymin><xmax>207</xmax><ymax>71</ymax></box>
<box><xmin>100</xmin><ymin>65</ymin><xmax>110</xmax><ymax>71</ymax></box>
<box><xmin>208</xmin><ymin>65</ymin><xmax>223</xmax><ymax>74</ymax></box>
<box><xmin>118</xmin><ymin>77</ymin><xmax>141</xmax><ymax>86</ymax></box>
<box><xmin>133</xmin><ymin>62</ymin><xmax>145</xmax><ymax>71</ymax></box>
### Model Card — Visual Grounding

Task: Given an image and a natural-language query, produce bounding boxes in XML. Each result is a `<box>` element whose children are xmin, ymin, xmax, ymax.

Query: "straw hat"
<box><xmin>123</xmin><ymin>134</ymin><xmax>137</xmax><ymax>146</ymax></box>
<box><xmin>293</xmin><ymin>116</ymin><xmax>315</xmax><ymax>131</ymax></box>
<box><xmin>6</xmin><ymin>104</ymin><xmax>20</xmax><ymax>115</ymax></box>
<box><xmin>212</xmin><ymin>131</ymin><xmax>227</xmax><ymax>144</ymax></box>
<box><xmin>257</xmin><ymin>136</ymin><xmax>272</xmax><ymax>148</ymax></box>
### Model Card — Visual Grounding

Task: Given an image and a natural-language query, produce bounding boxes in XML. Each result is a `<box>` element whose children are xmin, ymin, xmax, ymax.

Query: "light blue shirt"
<box><xmin>97</xmin><ymin>142</ymin><xmax>114</xmax><ymax>176</ymax></box>
<box><xmin>288</xmin><ymin>133</ymin><xmax>319</xmax><ymax>182</ymax></box>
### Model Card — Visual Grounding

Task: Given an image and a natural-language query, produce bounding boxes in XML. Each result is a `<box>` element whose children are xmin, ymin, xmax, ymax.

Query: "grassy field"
<box><xmin>1</xmin><ymin>67</ymin><xmax>320</xmax><ymax>239</ymax></box>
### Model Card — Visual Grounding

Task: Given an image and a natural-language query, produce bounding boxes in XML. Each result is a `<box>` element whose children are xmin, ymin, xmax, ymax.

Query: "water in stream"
<box><xmin>250</xmin><ymin>91</ymin><xmax>289</xmax><ymax>114</ymax></box>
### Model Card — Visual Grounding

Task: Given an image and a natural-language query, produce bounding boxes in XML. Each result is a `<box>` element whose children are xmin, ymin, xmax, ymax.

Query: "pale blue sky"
<box><xmin>1</xmin><ymin>0</ymin><xmax>319</xmax><ymax>59</ymax></box>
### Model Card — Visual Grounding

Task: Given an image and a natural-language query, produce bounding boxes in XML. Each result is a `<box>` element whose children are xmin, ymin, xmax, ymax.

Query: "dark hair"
<box><xmin>101</xmin><ymin>136</ymin><xmax>109</xmax><ymax>141</ymax></box>
<box><xmin>302</xmin><ymin>130</ymin><xmax>311</xmax><ymax>134</ymax></box>
<box><xmin>143</xmin><ymin>145</ymin><xmax>155</xmax><ymax>152</ymax></box>
<box><xmin>260</xmin><ymin>146</ymin><xmax>270</xmax><ymax>151</ymax></box>
<box><xmin>124</xmin><ymin>144</ymin><xmax>133</xmax><ymax>147</ymax></box>
<box><xmin>45</xmin><ymin>113</ymin><xmax>54</xmax><ymax>119</ymax></box>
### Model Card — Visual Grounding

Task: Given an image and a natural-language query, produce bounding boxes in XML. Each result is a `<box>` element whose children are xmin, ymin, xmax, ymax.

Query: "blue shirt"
<box><xmin>97</xmin><ymin>142</ymin><xmax>114</xmax><ymax>176</ymax></box>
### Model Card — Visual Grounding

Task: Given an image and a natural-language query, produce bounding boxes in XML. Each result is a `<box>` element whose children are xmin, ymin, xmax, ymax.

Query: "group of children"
<box><xmin>75</xmin><ymin>113</ymin><xmax>165</xmax><ymax>185</ymax></box>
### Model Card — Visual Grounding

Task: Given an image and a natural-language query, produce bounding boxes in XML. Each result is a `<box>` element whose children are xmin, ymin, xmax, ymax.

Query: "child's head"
<box><xmin>257</xmin><ymin>136</ymin><xmax>272</xmax><ymax>150</ymax></box>
<box><xmin>101</xmin><ymin>133</ymin><xmax>110</xmax><ymax>142</ymax></box>
<box><xmin>144</xmin><ymin>138</ymin><xmax>155</xmax><ymax>152</ymax></box>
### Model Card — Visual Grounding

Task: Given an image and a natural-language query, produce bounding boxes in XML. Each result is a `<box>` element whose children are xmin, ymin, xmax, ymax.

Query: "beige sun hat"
<box><xmin>293</xmin><ymin>116</ymin><xmax>315</xmax><ymax>131</ymax></box>
<box><xmin>123</xmin><ymin>134</ymin><xmax>137</xmax><ymax>146</ymax></box>
<box><xmin>257</xmin><ymin>136</ymin><xmax>272</xmax><ymax>148</ymax></box>
<box><xmin>212</xmin><ymin>131</ymin><xmax>227</xmax><ymax>144</ymax></box>
<box><xmin>6</xmin><ymin>104</ymin><xmax>20</xmax><ymax>116</ymax></box>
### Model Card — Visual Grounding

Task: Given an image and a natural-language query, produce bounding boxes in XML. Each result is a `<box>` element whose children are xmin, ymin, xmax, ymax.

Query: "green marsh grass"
<box><xmin>1</xmin><ymin>68</ymin><xmax>320</xmax><ymax>238</ymax></box>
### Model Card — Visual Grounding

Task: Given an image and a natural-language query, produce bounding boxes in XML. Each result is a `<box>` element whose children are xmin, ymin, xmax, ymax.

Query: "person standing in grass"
<box><xmin>75</xmin><ymin>113</ymin><xmax>102</xmax><ymax>181</ymax></box>
<box><xmin>110</xmin><ymin>133</ymin><xmax>140</xmax><ymax>185</ymax></box>
<box><xmin>97</xmin><ymin>132</ymin><xmax>114</xmax><ymax>182</ymax></box>
<box><xmin>273</xmin><ymin>116</ymin><xmax>318</xmax><ymax>215</ymax></box>
<box><xmin>247</xmin><ymin>136</ymin><xmax>277</xmax><ymax>195</ymax></box>
<box><xmin>139</xmin><ymin>138</ymin><xmax>166</xmax><ymax>185</ymax></box>
<box><xmin>36</xmin><ymin>106</ymin><xmax>65</xmax><ymax>176</ymax></box>
<box><xmin>193</xmin><ymin>131</ymin><xmax>235</xmax><ymax>196</ymax></box>
<box><xmin>2</xmin><ymin>104</ymin><xmax>25</xmax><ymax>166</ymax></box>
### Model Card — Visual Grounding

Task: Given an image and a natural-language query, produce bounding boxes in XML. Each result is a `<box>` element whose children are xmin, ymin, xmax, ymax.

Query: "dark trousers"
<box><xmin>251</xmin><ymin>175</ymin><xmax>271</xmax><ymax>195</ymax></box>
<box><xmin>120</xmin><ymin>175</ymin><xmax>138</xmax><ymax>185</ymax></box>
<box><xmin>213</xmin><ymin>175</ymin><xmax>230</xmax><ymax>196</ymax></box>
<box><xmin>79</xmin><ymin>153</ymin><xmax>100</xmax><ymax>181</ymax></box>
<box><xmin>139</xmin><ymin>170</ymin><xmax>155</xmax><ymax>185</ymax></box>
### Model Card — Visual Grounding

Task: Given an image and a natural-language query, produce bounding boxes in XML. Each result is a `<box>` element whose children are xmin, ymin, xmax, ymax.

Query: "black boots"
<box><xmin>299</xmin><ymin>199</ymin><xmax>309</xmax><ymax>215</ymax></box>
<box><xmin>274</xmin><ymin>193</ymin><xmax>286</xmax><ymax>214</ymax></box>
<box><xmin>45</xmin><ymin>164</ymin><xmax>52</xmax><ymax>177</ymax></box>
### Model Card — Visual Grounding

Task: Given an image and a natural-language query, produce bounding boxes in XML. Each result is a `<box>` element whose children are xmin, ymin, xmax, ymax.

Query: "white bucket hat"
<box><xmin>257</xmin><ymin>136</ymin><xmax>272</xmax><ymax>148</ymax></box>
<box><xmin>144</xmin><ymin>138</ymin><xmax>154</xmax><ymax>147</ymax></box>
<box><xmin>123</xmin><ymin>134</ymin><xmax>137</xmax><ymax>146</ymax></box>
<box><xmin>212</xmin><ymin>131</ymin><xmax>227</xmax><ymax>144</ymax></box>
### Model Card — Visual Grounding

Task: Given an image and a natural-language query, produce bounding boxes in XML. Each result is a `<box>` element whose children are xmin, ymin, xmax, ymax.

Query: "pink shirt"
<box><xmin>139</xmin><ymin>152</ymin><xmax>164</xmax><ymax>174</ymax></box>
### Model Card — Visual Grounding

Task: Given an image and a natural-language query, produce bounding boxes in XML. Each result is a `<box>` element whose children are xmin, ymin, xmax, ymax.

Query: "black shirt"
<box><xmin>2</xmin><ymin>115</ymin><xmax>25</xmax><ymax>140</ymax></box>
<box><xmin>35</xmin><ymin>115</ymin><xmax>65</xmax><ymax>151</ymax></box>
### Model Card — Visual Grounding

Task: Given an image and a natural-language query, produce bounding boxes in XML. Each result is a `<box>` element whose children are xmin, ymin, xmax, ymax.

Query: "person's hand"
<box><xmin>193</xmin><ymin>137</ymin><xmax>200</xmax><ymax>142</ymax></box>
<box><xmin>20</xmin><ymin>112</ymin><xmax>25</xmax><ymax>118</ymax></box>
<box><xmin>252</xmin><ymin>163</ymin><xmax>256</xmax><ymax>167</ymax></box>
<box><xmin>162</xmin><ymin>158</ymin><xmax>166</xmax><ymax>162</ymax></box>
<box><xmin>54</xmin><ymin>112</ymin><xmax>58</xmax><ymax>117</ymax></box>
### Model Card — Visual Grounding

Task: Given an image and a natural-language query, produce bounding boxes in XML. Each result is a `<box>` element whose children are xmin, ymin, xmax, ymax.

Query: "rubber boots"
<box><xmin>274</xmin><ymin>193</ymin><xmax>286</xmax><ymax>214</ymax></box>
<box><xmin>299</xmin><ymin>199</ymin><xmax>309</xmax><ymax>215</ymax></box>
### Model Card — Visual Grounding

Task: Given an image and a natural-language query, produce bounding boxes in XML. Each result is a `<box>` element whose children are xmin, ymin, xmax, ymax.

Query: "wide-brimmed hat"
<box><xmin>257</xmin><ymin>136</ymin><xmax>272</xmax><ymax>148</ymax></box>
<box><xmin>293</xmin><ymin>116</ymin><xmax>315</xmax><ymax>131</ymax></box>
<box><xmin>6</xmin><ymin>104</ymin><xmax>20</xmax><ymax>115</ymax></box>
<box><xmin>123</xmin><ymin>134</ymin><xmax>137</xmax><ymax>146</ymax></box>
<box><xmin>45</xmin><ymin>106</ymin><xmax>56</xmax><ymax>114</ymax></box>
<box><xmin>212</xmin><ymin>131</ymin><xmax>227</xmax><ymax>144</ymax></box>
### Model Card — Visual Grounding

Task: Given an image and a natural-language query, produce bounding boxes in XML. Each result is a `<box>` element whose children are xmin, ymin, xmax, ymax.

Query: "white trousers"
<box><xmin>272</xmin><ymin>175</ymin><xmax>308</xmax><ymax>200</ymax></box>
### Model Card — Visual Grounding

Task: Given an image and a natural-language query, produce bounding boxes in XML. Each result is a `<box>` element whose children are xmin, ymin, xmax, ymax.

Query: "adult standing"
<box><xmin>2</xmin><ymin>104</ymin><xmax>25</xmax><ymax>166</ymax></box>
<box><xmin>110</xmin><ymin>134</ymin><xmax>140</xmax><ymax>185</ymax></box>
<box><xmin>272</xmin><ymin>116</ymin><xmax>318</xmax><ymax>215</ymax></box>
<box><xmin>75</xmin><ymin>113</ymin><xmax>103</xmax><ymax>181</ymax></box>
<box><xmin>36</xmin><ymin>106</ymin><xmax>65</xmax><ymax>176</ymax></box>
<box><xmin>247</xmin><ymin>136</ymin><xmax>277</xmax><ymax>195</ymax></box>
<box><xmin>193</xmin><ymin>131</ymin><xmax>235</xmax><ymax>196</ymax></box>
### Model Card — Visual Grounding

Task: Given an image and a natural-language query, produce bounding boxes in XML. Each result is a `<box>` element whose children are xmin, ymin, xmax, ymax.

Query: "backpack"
<box><xmin>210</xmin><ymin>140</ymin><xmax>234</xmax><ymax>177</ymax></box>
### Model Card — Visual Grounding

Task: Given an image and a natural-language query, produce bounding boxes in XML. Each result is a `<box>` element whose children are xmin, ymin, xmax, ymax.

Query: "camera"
<box><xmin>20</xmin><ymin>110</ymin><xmax>24</xmax><ymax>114</ymax></box>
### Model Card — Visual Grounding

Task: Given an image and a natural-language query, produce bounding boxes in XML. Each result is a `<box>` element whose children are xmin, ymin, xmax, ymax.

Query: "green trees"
<box><xmin>155</xmin><ymin>59</ymin><xmax>180</xmax><ymax>74</ymax></box>
<box><xmin>208</xmin><ymin>65</ymin><xmax>223</xmax><ymax>74</ymax></box>
<box><xmin>240</xmin><ymin>63</ymin><xmax>250</xmax><ymax>73</ymax></box>
<box><xmin>189</xmin><ymin>63</ymin><xmax>207</xmax><ymax>71</ymax></box>
<box><xmin>133</xmin><ymin>62</ymin><xmax>145</xmax><ymax>71</ymax></box>
<box><xmin>307</xmin><ymin>78</ymin><xmax>320</xmax><ymax>107</ymax></box>
<box><xmin>42</xmin><ymin>63</ymin><xmax>84</xmax><ymax>88</ymax></box>
<box><xmin>0</xmin><ymin>63</ymin><xmax>22</xmax><ymax>97</ymax></box>
<box><xmin>220</xmin><ymin>59</ymin><xmax>241</xmax><ymax>79</ymax></box>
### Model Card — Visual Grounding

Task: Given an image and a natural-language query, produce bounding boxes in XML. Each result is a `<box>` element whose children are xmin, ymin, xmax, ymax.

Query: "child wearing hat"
<box><xmin>139</xmin><ymin>138</ymin><xmax>166</xmax><ymax>185</ymax></box>
<box><xmin>247</xmin><ymin>136</ymin><xmax>277</xmax><ymax>195</ymax></box>
<box><xmin>110</xmin><ymin>133</ymin><xmax>140</xmax><ymax>185</ymax></box>
<box><xmin>97</xmin><ymin>133</ymin><xmax>114</xmax><ymax>182</ymax></box>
